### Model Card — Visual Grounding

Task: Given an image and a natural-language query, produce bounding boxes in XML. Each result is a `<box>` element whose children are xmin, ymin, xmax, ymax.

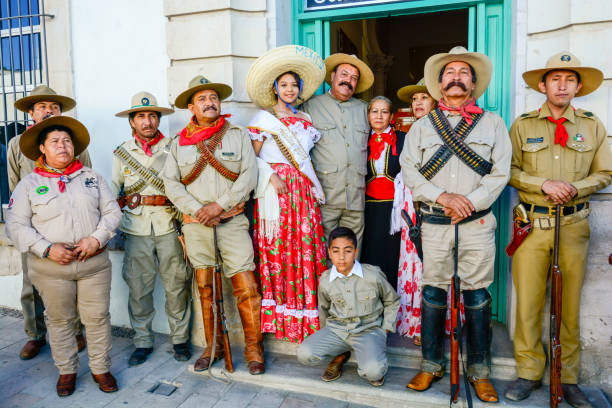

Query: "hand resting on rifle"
<box><xmin>436</xmin><ymin>192</ymin><xmax>475</xmax><ymax>224</ymax></box>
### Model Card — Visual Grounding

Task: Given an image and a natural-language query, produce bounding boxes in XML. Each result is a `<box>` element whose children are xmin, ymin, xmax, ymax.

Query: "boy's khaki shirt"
<box><xmin>509</xmin><ymin>103</ymin><xmax>612</xmax><ymax>206</ymax></box>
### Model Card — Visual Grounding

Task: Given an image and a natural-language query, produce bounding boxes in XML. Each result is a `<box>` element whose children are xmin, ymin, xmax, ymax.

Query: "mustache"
<box><xmin>338</xmin><ymin>81</ymin><xmax>354</xmax><ymax>91</ymax></box>
<box><xmin>43</xmin><ymin>113</ymin><xmax>56</xmax><ymax>120</ymax></box>
<box><xmin>203</xmin><ymin>106</ymin><xmax>218</xmax><ymax>112</ymax></box>
<box><xmin>444</xmin><ymin>81</ymin><xmax>467</xmax><ymax>91</ymax></box>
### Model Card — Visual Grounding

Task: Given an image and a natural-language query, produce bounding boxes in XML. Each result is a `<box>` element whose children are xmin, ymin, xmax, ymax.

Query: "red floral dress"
<box><xmin>249</xmin><ymin>116</ymin><xmax>327</xmax><ymax>343</ymax></box>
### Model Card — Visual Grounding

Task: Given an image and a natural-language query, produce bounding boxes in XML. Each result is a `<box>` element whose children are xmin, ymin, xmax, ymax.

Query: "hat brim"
<box><xmin>246</xmin><ymin>45</ymin><xmax>326</xmax><ymax>108</ymax></box>
<box><xmin>174</xmin><ymin>84</ymin><xmax>232</xmax><ymax>109</ymax></box>
<box><xmin>324</xmin><ymin>53</ymin><xmax>374</xmax><ymax>94</ymax></box>
<box><xmin>20</xmin><ymin>116</ymin><xmax>90</xmax><ymax>161</ymax></box>
<box><xmin>424</xmin><ymin>51</ymin><xmax>492</xmax><ymax>101</ymax></box>
<box><xmin>397</xmin><ymin>85</ymin><xmax>432</xmax><ymax>103</ymax></box>
<box><xmin>14</xmin><ymin>94</ymin><xmax>76</xmax><ymax>113</ymax></box>
<box><xmin>115</xmin><ymin>106</ymin><xmax>175</xmax><ymax>118</ymax></box>
<box><xmin>522</xmin><ymin>66</ymin><xmax>603</xmax><ymax>97</ymax></box>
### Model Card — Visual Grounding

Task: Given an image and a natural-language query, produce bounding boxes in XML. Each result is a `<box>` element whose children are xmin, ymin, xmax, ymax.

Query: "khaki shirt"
<box><xmin>7</xmin><ymin>134</ymin><xmax>92</xmax><ymax>192</ymax></box>
<box><xmin>318</xmin><ymin>262</ymin><xmax>400</xmax><ymax>340</ymax></box>
<box><xmin>400</xmin><ymin>110</ymin><xmax>512</xmax><ymax>211</ymax></box>
<box><xmin>111</xmin><ymin>136</ymin><xmax>175</xmax><ymax>236</ymax></box>
<box><xmin>302</xmin><ymin>92</ymin><xmax>369</xmax><ymax>211</ymax></box>
<box><xmin>162</xmin><ymin>122</ymin><xmax>257</xmax><ymax>216</ymax></box>
<box><xmin>6</xmin><ymin>167</ymin><xmax>122</xmax><ymax>257</ymax></box>
<box><xmin>509</xmin><ymin>103</ymin><xmax>612</xmax><ymax>206</ymax></box>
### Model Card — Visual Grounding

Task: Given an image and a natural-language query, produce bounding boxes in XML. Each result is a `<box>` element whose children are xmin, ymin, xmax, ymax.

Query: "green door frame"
<box><xmin>292</xmin><ymin>0</ymin><xmax>513</xmax><ymax>324</ymax></box>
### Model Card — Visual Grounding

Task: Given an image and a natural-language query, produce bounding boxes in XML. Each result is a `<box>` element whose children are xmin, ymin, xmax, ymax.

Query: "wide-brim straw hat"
<box><xmin>14</xmin><ymin>85</ymin><xmax>76</xmax><ymax>113</ymax></box>
<box><xmin>20</xmin><ymin>116</ymin><xmax>89</xmax><ymax>161</ymax></box>
<box><xmin>246</xmin><ymin>45</ymin><xmax>326</xmax><ymax>108</ymax></box>
<box><xmin>424</xmin><ymin>46</ymin><xmax>492</xmax><ymax>101</ymax></box>
<box><xmin>522</xmin><ymin>51</ymin><xmax>603</xmax><ymax>97</ymax></box>
<box><xmin>115</xmin><ymin>91</ymin><xmax>174</xmax><ymax>117</ymax></box>
<box><xmin>397</xmin><ymin>78</ymin><xmax>432</xmax><ymax>103</ymax></box>
<box><xmin>174</xmin><ymin>75</ymin><xmax>232</xmax><ymax>109</ymax></box>
<box><xmin>324</xmin><ymin>53</ymin><xmax>374</xmax><ymax>94</ymax></box>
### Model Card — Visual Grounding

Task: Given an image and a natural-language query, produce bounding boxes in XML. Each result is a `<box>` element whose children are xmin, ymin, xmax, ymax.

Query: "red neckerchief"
<box><xmin>179</xmin><ymin>114</ymin><xmax>230</xmax><ymax>146</ymax></box>
<box><xmin>133</xmin><ymin>131</ymin><xmax>164</xmax><ymax>157</ymax></box>
<box><xmin>546</xmin><ymin>116</ymin><xmax>569</xmax><ymax>147</ymax></box>
<box><xmin>438</xmin><ymin>97</ymin><xmax>483</xmax><ymax>125</ymax></box>
<box><xmin>34</xmin><ymin>156</ymin><xmax>83</xmax><ymax>193</ymax></box>
<box><xmin>368</xmin><ymin>128</ymin><xmax>397</xmax><ymax>161</ymax></box>
<box><xmin>278</xmin><ymin>116</ymin><xmax>313</xmax><ymax>129</ymax></box>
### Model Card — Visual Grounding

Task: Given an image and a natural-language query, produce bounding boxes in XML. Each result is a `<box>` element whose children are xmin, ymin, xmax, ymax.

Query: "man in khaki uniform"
<box><xmin>112</xmin><ymin>92</ymin><xmax>191</xmax><ymax>366</ymax></box>
<box><xmin>7</xmin><ymin>85</ymin><xmax>90</xmax><ymax>360</ymax></box>
<box><xmin>401</xmin><ymin>47</ymin><xmax>511</xmax><ymax>403</ymax></box>
<box><xmin>505</xmin><ymin>52</ymin><xmax>612</xmax><ymax>408</ymax></box>
<box><xmin>162</xmin><ymin>76</ymin><xmax>264</xmax><ymax>375</ymax></box>
<box><xmin>302</xmin><ymin>54</ymin><xmax>374</xmax><ymax>248</ymax></box>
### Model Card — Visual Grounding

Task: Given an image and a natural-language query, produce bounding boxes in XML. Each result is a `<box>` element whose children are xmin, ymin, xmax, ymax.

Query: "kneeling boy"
<box><xmin>297</xmin><ymin>227</ymin><xmax>400</xmax><ymax>386</ymax></box>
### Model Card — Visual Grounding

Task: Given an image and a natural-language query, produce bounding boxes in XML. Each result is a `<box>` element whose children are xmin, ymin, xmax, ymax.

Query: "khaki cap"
<box><xmin>115</xmin><ymin>91</ymin><xmax>174</xmax><ymax>117</ymax></box>
<box><xmin>14</xmin><ymin>85</ymin><xmax>76</xmax><ymax>113</ymax></box>
<box><xmin>174</xmin><ymin>75</ymin><xmax>232</xmax><ymax>109</ymax></box>
<box><xmin>324</xmin><ymin>53</ymin><xmax>374</xmax><ymax>94</ymax></box>
<box><xmin>397</xmin><ymin>78</ymin><xmax>433</xmax><ymax>103</ymax></box>
<box><xmin>20</xmin><ymin>116</ymin><xmax>89</xmax><ymax>161</ymax></box>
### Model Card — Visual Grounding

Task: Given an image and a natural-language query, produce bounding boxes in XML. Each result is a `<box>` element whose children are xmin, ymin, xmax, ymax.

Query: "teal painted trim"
<box><xmin>468</xmin><ymin>6</ymin><xmax>476</xmax><ymax>51</ymax></box>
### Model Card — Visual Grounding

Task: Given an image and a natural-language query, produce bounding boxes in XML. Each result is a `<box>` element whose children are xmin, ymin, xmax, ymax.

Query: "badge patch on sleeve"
<box><xmin>84</xmin><ymin>177</ymin><xmax>98</xmax><ymax>188</ymax></box>
<box><xmin>526</xmin><ymin>137</ymin><xmax>544</xmax><ymax>144</ymax></box>
<box><xmin>36</xmin><ymin>186</ymin><xmax>49</xmax><ymax>195</ymax></box>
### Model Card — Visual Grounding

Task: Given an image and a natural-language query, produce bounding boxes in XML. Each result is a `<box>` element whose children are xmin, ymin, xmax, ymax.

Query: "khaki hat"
<box><xmin>14</xmin><ymin>85</ymin><xmax>76</xmax><ymax>113</ymax></box>
<box><xmin>424</xmin><ymin>46</ymin><xmax>492</xmax><ymax>101</ymax></box>
<box><xmin>115</xmin><ymin>91</ymin><xmax>174</xmax><ymax>117</ymax></box>
<box><xmin>19</xmin><ymin>116</ymin><xmax>90</xmax><ymax>161</ymax></box>
<box><xmin>246</xmin><ymin>45</ymin><xmax>326</xmax><ymax>108</ymax></box>
<box><xmin>522</xmin><ymin>51</ymin><xmax>603</xmax><ymax>97</ymax></box>
<box><xmin>174</xmin><ymin>75</ymin><xmax>232</xmax><ymax>109</ymax></box>
<box><xmin>397</xmin><ymin>78</ymin><xmax>433</xmax><ymax>103</ymax></box>
<box><xmin>324</xmin><ymin>53</ymin><xmax>374</xmax><ymax>94</ymax></box>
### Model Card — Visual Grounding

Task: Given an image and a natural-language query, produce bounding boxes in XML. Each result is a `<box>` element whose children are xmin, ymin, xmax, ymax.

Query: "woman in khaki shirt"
<box><xmin>6</xmin><ymin>116</ymin><xmax>122</xmax><ymax>397</ymax></box>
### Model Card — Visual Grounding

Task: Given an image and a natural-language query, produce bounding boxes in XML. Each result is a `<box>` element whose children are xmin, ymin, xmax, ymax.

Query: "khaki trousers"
<box><xmin>182</xmin><ymin>214</ymin><xmax>255</xmax><ymax>277</ymax></box>
<box><xmin>123</xmin><ymin>232</ymin><xmax>192</xmax><ymax>348</ymax></box>
<box><xmin>421</xmin><ymin>212</ymin><xmax>497</xmax><ymax>290</ymax></box>
<box><xmin>320</xmin><ymin>206</ymin><xmax>364</xmax><ymax>252</ymax></box>
<box><xmin>28</xmin><ymin>251</ymin><xmax>112</xmax><ymax>375</ymax></box>
<box><xmin>512</xmin><ymin>216</ymin><xmax>589</xmax><ymax>384</ymax></box>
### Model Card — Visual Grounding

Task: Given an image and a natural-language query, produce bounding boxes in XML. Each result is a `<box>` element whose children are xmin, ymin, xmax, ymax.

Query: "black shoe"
<box><xmin>504</xmin><ymin>377</ymin><xmax>542</xmax><ymax>401</ymax></box>
<box><xmin>562</xmin><ymin>384</ymin><xmax>593</xmax><ymax>408</ymax></box>
<box><xmin>173</xmin><ymin>343</ymin><xmax>191</xmax><ymax>362</ymax></box>
<box><xmin>128</xmin><ymin>347</ymin><xmax>153</xmax><ymax>366</ymax></box>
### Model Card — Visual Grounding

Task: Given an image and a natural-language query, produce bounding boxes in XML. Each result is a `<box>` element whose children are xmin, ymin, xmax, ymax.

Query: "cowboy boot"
<box><xmin>464</xmin><ymin>288</ymin><xmax>498</xmax><ymax>403</ymax></box>
<box><xmin>407</xmin><ymin>285</ymin><xmax>447</xmax><ymax>391</ymax></box>
<box><xmin>231</xmin><ymin>270</ymin><xmax>265</xmax><ymax>375</ymax></box>
<box><xmin>194</xmin><ymin>268</ymin><xmax>224</xmax><ymax>372</ymax></box>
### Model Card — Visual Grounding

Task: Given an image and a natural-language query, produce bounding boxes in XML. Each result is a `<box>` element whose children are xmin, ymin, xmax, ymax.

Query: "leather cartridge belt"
<box><xmin>125</xmin><ymin>193</ymin><xmax>172</xmax><ymax>209</ymax></box>
<box><xmin>521</xmin><ymin>202</ymin><xmax>588</xmax><ymax>217</ymax></box>
<box><xmin>420</xmin><ymin>203</ymin><xmax>491</xmax><ymax>225</ymax></box>
<box><xmin>183</xmin><ymin>202</ymin><xmax>245</xmax><ymax>225</ymax></box>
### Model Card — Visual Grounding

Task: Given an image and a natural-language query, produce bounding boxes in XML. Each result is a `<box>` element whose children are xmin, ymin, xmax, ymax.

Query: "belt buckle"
<box><xmin>547</xmin><ymin>206</ymin><xmax>556</xmax><ymax>216</ymax></box>
<box><xmin>539</xmin><ymin>217</ymin><xmax>553</xmax><ymax>230</ymax></box>
<box><xmin>127</xmin><ymin>193</ymin><xmax>141</xmax><ymax>209</ymax></box>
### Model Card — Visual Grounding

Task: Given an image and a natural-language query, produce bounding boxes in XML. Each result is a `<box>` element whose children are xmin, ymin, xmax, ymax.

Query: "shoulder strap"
<box><xmin>114</xmin><ymin>145</ymin><xmax>166</xmax><ymax>194</ymax></box>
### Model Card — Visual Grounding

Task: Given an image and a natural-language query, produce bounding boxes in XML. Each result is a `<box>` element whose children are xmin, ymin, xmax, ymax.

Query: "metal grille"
<box><xmin>0</xmin><ymin>0</ymin><xmax>50</xmax><ymax>221</ymax></box>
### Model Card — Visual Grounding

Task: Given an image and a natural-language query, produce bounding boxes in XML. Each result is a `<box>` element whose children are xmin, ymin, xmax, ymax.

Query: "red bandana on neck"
<box><xmin>179</xmin><ymin>114</ymin><xmax>230</xmax><ymax>146</ymax></box>
<box><xmin>368</xmin><ymin>128</ymin><xmax>397</xmax><ymax>161</ymax></box>
<box><xmin>34</xmin><ymin>156</ymin><xmax>83</xmax><ymax>193</ymax></box>
<box><xmin>545</xmin><ymin>116</ymin><xmax>569</xmax><ymax>147</ymax></box>
<box><xmin>134</xmin><ymin>131</ymin><xmax>164</xmax><ymax>157</ymax></box>
<box><xmin>438</xmin><ymin>98</ymin><xmax>483</xmax><ymax>125</ymax></box>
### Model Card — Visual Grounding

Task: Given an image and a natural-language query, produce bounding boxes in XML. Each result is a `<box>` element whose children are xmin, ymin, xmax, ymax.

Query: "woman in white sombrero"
<box><xmin>246</xmin><ymin>45</ymin><xmax>327</xmax><ymax>343</ymax></box>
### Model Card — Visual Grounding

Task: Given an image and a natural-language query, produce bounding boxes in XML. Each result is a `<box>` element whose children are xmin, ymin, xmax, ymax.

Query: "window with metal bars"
<box><xmin>0</xmin><ymin>0</ymin><xmax>49</xmax><ymax>221</ymax></box>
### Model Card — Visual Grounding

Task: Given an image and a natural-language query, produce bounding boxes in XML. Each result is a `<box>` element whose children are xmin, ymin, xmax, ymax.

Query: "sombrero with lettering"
<box><xmin>424</xmin><ymin>46</ymin><xmax>492</xmax><ymax>101</ymax></box>
<box><xmin>397</xmin><ymin>78</ymin><xmax>433</xmax><ymax>103</ymax></box>
<box><xmin>14</xmin><ymin>84</ymin><xmax>76</xmax><ymax>113</ymax></box>
<box><xmin>19</xmin><ymin>116</ymin><xmax>90</xmax><ymax>161</ymax></box>
<box><xmin>115</xmin><ymin>91</ymin><xmax>174</xmax><ymax>117</ymax></box>
<box><xmin>522</xmin><ymin>51</ymin><xmax>603</xmax><ymax>97</ymax></box>
<box><xmin>246</xmin><ymin>45</ymin><xmax>326</xmax><ymax>108</ymax></box>
<box><xmin>324</xmin><ymin>53</ymin><xmax>374</xmax><ymax>94</ymax></box>
<box><xmin>174</xmin><ymin>75</ymin><xmax>232</xmax><ymax>109</ymax></box>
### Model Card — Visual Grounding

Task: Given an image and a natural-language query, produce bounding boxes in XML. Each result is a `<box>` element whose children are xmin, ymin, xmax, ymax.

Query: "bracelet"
<box><xmin>43</xmin><ymin>244</ymin><xmax>52</xmax><ymax>258</ymax></box>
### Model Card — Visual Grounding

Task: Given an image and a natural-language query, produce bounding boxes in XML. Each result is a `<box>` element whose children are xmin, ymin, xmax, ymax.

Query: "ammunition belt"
<box><xmin>114</xmin><ymin>146</ymin><xmax>166</xmax><ymax>194</ymax></box>
<box><xmin>180</xmin><ymin>122</ymin><xmax>234</xmax><ymax>185</ymax></box>
<box><xmin>124</xmin><ymin>179</ymin><xmax>146</xmax><ymax>196</ymax></box>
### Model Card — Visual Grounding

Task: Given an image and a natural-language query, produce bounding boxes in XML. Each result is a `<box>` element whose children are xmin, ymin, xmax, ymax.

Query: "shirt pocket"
<box><xmin>420</xmin><ymin>135</ymin><xmax>444</xmax><ymax>163</ymax></box>
<box><xmin>521</xmin><ymin>141</ymin><xmax>548</xmax><ymax>172</ymax></box>
<box><xmin>565</xmin><ymin>142</ymin><xmax>594</xmax><ymax>173</ymax></box>
<box><xmin>316</xmin><ymin>122</ymin><xmax>337</xmax><ymax>145</ymax></box>
<box><xmin>356</xmin><ymin>288</ymin><xmax>378</xmax><ymax>315</ymax></box>
<box><xmin>177</xmin><ymin>147</ymin><xmax>199</xmax><ymax>174</ymax></box>
<box><xmin>30</xmin><ymin>192</ymin><xmax>60</xmax><ymax>222</ymax></box>
<box><xmin>219</xmin><ymin>149</ymin><xmax>242</xmax><ymax>174</ymax></box>
<box><xmin>354</xmin><ymin>125</ymin><xmax>370</xmax><ymax>149</ymax></box>
<box><xmin>316</xmin><ymin>163</ymin><xmax>339</xmax><ymax>191</ymax></box>
<box><xmin>467</xmin><ymin>134</ymin><xmax>494</xmax><ymax>161</ymax></box>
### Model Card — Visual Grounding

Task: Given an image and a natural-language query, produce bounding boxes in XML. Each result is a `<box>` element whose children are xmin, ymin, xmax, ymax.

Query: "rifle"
<box><xmin>450</xmin><ymin>224</ymin><xmax>460</xmax><ymax>404</ymax></box>
<box><xmin>401</xmin><ymin>209</ymin><xmax>423</xmax><ymax>261</ymax></box>
<box><xmin>550</xmin><ymin>205</ymin><xmax>563</xmax><ymax>407</ymax></box>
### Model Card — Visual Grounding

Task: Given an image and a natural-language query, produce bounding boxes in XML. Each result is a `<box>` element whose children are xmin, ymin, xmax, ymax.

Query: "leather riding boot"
<box><xmin>231</xmin><ymin>270</ymin><xmax>265</xmax><ymax>375</ymax></box>
<box><xmin>407</xmin><ymin>286</ymin><xmax>447</xmax><ymax>391</ymax></box>
<box><xmin>464</xmin><ymin>289</ymin><xmax>498</xmax><ymax>403</ymax></box>
<box><xmin>194</xmin><ymin>268</ymin><xmax>224</xmax><ymax>372</ymax></box>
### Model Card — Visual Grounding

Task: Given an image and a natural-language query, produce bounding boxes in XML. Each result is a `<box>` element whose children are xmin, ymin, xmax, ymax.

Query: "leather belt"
<box><xmin>521</xmin><ymin>202</ymin><xmax>588</xmax><ymax>217</ymax></box>
<box><xmin>90</xmin><ymin>245</ymin><xmax>107</xmax><ymax>258</ymax></box>
<box><xmin>183</xmin><ymin>202</ymin><xmax>245</xmax><ymax>225</ymax></box>
<box><xmin>125</xmin><ymin>193</ymin><xmax>172</xmax><ymax>209</ymax></box>
<box><xmin>420</xmin><ymin>203</ymin><xmax>491</xmax><ymax>225</ymax></box>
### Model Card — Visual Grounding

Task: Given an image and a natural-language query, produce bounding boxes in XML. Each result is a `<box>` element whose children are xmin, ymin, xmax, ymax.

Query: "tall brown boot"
<box><xmin>194</xmin><ymin>268</ymin><xmax>224</xmax><ymax>372</ymax></box>
<box><xmin>231</xmin><ymin>270</ymin><xmax>265</xmax><ymax>375</ymax></box>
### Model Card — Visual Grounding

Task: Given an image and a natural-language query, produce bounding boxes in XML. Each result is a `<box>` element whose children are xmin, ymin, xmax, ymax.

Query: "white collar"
<box><xmin>329</xmin><ymin>260</ymin><xmax>363</xmax><ymax>282</ymax></box>
<box><xmin>371</xmin><ymin>126</ymin><xmax>392</xmax><ymax>135</ymax></box>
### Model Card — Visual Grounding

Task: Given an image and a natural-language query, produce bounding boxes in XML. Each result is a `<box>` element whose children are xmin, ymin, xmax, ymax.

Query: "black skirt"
<box><xmin>360</xmin><ymin>198</ymin><xmax>401</xmax><ymax>289</ymax></box>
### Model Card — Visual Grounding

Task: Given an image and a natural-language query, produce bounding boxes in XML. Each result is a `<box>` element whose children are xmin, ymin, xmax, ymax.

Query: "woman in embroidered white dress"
<box><xmin>245</xmin><ymin>45</ymin><xmax>327</xmax><ymax>343</ymax></box>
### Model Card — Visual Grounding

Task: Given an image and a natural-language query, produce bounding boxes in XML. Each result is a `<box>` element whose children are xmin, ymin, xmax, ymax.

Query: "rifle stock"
<box><xmin>550</xmin><ymin>205</ymin><xmax>563</xmax><ymax>407</ymax></box>
<box><xmin>214</xmin><ymin>267</ymin><xmax>234</xmax><ymax>373</ymax></box>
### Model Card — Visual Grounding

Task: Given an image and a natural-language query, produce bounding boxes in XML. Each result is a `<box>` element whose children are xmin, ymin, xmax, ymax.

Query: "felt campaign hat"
<box><xmin>20</xmin><ymin>116</ymin><xmax>89</xmax><ymax>161</ymax></box>
<box><xmin>397</xmin><ymin>78</ymin><xmax>433</xmax><ymax>103</ymax></box>
<box><xmin>174</xmin><ymin>75</ymin><xmax>232</xmax><ymax>109</ymax></box>
<box><xmin>115</xmin><ymin>91</ymin><xmax>174</xmax><ymax>117</ymax></box>
<box><xmin>14</xmin><ymin>85</ymin><xmax>76</xmax><ymax>113</ymax></box>
<box><xmin>324</xmin><ymin>53</ymin><xmax>374</xmax><ymax>94</ymax></box>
